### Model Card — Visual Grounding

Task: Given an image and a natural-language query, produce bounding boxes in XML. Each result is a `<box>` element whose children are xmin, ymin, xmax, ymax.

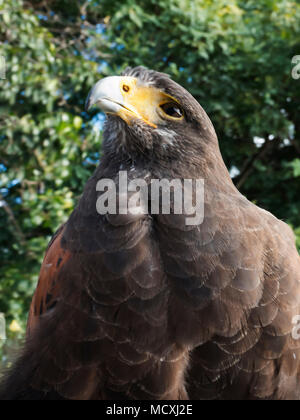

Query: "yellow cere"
<box><xmin>118</xmin><ymin>77</ymin><xmax>181</xmax><ymax>128</ymax></box>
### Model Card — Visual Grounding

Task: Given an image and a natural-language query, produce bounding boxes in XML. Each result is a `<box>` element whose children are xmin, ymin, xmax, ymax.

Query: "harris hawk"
<box><xmin>1</xmin><ymin>66</ymin><xmax>300</xmax><ymax>400</ymax></box>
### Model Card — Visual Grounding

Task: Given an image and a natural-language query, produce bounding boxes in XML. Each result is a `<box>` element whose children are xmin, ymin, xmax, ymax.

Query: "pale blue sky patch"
<box><xmin>229</xmin><ymin>166</ymin><xmax>240</xmax><ymax>178</ymax></box>
<box><xmin>253</xmin><ymin>136</ymin><xmax>265</xmax><ymax>148</ymax></box>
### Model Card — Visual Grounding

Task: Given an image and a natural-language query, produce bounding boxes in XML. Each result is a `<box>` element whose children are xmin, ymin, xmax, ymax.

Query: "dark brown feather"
<box><xmin>1</xmin><ymin>67</ymin><xmax>300</xmax><ymax>400</ymax></box>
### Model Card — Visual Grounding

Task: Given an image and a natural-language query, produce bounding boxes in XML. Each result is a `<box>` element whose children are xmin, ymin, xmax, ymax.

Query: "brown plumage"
<box><xmin>1</xmin><ymin>67</ymin><xmax>300</xmax><ymax>400</ymax></box>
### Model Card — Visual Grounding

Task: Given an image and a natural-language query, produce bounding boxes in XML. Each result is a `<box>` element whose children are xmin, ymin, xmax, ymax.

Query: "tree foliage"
<box><xmin>0</xmin><ymin>0</ymin><xmax>299</xmax><ymax>355</ymax></box>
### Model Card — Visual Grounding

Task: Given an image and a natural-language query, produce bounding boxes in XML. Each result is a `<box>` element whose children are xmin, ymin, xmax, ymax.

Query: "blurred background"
<box><xmin>0</xmin><ymin>0</ymin><xmax>299</xmax><ymax>363</ymax></box>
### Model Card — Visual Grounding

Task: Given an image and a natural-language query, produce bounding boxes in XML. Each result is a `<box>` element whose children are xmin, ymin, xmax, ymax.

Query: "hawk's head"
<box><xmin>86</xmin><ymin>66</ymin><xmax>218</xmax><ymax>163</ymax></box>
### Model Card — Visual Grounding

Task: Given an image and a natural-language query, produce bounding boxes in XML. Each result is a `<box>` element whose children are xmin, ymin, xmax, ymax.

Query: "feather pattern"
<box><xmin>1</xmin><ymin>67</ymin><xmax>300</xmax><ymax>400</ymax></box>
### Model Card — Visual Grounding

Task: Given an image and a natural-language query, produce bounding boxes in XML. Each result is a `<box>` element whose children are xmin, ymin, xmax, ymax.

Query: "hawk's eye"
<box><xmin>123</xmin><ymin>85</ymin><xmax>130</xmax><ymax>93</ymax></box>
<box><xmin>160</xmin><ymin>102</ymin><xmax>183</xmax><ymax>119</ymax></box>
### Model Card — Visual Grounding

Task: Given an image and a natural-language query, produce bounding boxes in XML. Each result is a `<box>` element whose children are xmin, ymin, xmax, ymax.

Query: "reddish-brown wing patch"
<box><xmin>27</xmin><ymin>226</ymin><xmax>71</xmax><ymax>337</ymax></box>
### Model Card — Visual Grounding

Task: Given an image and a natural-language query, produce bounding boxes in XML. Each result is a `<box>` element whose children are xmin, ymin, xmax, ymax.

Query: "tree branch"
<box><xmin>235</xmin><ymin>139</ymin><xmax>278</xmax><ymax>190</ymax></box>
<box><xmin>292</xmin><ymin>138</ymin><xmax>300</xmax><ymax>154</ymax></box>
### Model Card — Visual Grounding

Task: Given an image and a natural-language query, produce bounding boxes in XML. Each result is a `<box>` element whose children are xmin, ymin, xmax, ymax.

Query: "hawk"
<box><xmin>1</xmin><ymin>67</ymin><xmax>300</xmax><ymax>400</ymax></box>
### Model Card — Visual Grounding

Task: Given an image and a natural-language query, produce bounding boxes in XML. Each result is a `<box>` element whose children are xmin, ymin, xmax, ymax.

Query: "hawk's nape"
<box><xmin>1</xmin><ymin>67</ymin><xmax>300</xmax><ymax>400</ymax></box>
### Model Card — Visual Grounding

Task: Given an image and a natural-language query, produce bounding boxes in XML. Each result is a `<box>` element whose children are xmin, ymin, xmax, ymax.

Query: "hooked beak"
<box><xmin>85</xmin><ymin>76</ymin><xmax>127</xmax><ymax>113</ymax></box>
<box><xmin>85</xmin><ymin>75</ymin><xmax>159</xmax><ymax>128</ymax></box>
